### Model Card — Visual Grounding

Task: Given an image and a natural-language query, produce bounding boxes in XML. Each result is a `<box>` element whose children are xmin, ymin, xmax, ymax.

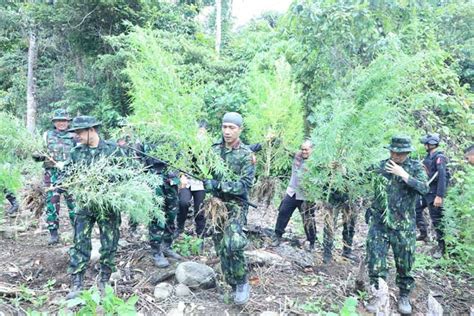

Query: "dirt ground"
<box><xmin>0</xmin><ymin>197</ymin><xmax>473</xmax><ymax>315</ymax></box>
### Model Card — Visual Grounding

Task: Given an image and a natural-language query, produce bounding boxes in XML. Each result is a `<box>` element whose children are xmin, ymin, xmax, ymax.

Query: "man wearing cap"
<box><xmin>416</xmin><ymin>133</ymin><xmax>449</xmax><ymax>258</ymax></box>
<box><xmin>35</xmin><ymin>109</ymin><xmax>76</xmax><ymax>245</ymax></box>
<box><xmin>204</xmin><ymin>112</ymin><xmax>255</xmax><ymax>305</ymax></box>
<box><xmin>65</xmin><ymin>116</ymin><xmax>125</xmax><ymax>299</ymax></box>
<box><xmin>365</xmin><ymin>136</ymin><xmax>428</xmax><ymax>315</ymax></box>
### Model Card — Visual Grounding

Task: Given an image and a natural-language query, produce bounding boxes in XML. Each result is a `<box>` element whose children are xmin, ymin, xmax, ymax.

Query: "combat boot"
<box><xmin>6</xmin><ymin>196</ymin><xmax>19</xmax><ymax>216</ymax></box>
<box><xmin>416</xmin><ymin>231</ymin><xmax>428</xmax><ymax>242</ymax></box>
<box><xmin>234</xmin><ymin>281</ymin><xmax>250</xmax><ymax>305</ymax></box>
<box><xmin>153</xmin><ymin>246</ymin><xmax>170</xmax><ymax>268</ymax></box>
<box><xmin>270</xmin><ymin>235</ymin><xmax>281</xmax><ymax>247</ymax></box>
<box><xmin>398</xmin><ymin>294</ymin><xmax>412</xmax><ymax>314</ymax></box>
<box><xmin>48</xmin><ymin>229</ymin><xmax>59</xmax><ymax>245</ymax></box>
<box><xmin>98</xmin><ymin>265</ymin><xmax>112</xmax><ymax>294</ymax></box>
<box><xmin>308</xmin><ymin>242</ymin><xmax>316</xmax><ymax>252</ymax></box>
<box><xmin>66</xmin><ymin>272</ymin><xmax>84</xmax><ymax>300</ymax></box>
<box><xmin>162</xmin><ymin>242</ymin><xmax>182</xmax><ymax>260</ymax></box>
<box><xmin>342</xmin><ymin>247</ymin><xmax>359</xmax><ymax>262</ymax></box>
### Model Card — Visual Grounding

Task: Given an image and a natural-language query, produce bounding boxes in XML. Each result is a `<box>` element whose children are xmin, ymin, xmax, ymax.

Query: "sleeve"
<box><xmin>406</xmin><ymin>161</ymin><xmax>429</xmax><ymax>195</ymax></box>
<box><xmin>435</xmin><ymin>155</ymin><xmax>448</xmax><ymax>198</ymax></box>
<box><xmin>220</xmin><ymin>152</ymin><xmax>256</xmax><ymax>196</ymax></box>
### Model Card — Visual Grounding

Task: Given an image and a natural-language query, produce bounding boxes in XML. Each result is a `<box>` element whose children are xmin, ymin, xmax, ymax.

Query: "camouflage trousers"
<box><xmin>68</xmin><ymin>208</ymin><xmax>121</xmax><ymax>274</ymax></box>
<box><xmin>148</xmin><ymin>182</ymin><xmax>179</xmax><ymax>252</ymax></box>
<box><xmin>44</xmin><ymin>168</ymin><xmax>75</xmax><ymax>230</ymax></box>
<box><xmin>366</xmin><ymin>223</ymin><xmax>416</xmax><ymax>295</ymax></box>
<box><xmin>323</xmin><ymin>204</ymin><xmax>357</xmax><ymax>256</ymax></box>
<box><xmin>212</xmin><ymin>200</ymin><xmax>248</xmax><ymax>286</ymax></box>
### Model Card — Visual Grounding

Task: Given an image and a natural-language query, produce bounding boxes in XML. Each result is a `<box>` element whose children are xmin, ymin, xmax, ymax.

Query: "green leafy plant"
<box><xmin>173</xmin><ymin>234</ymin><xmax>203</xmax><ymax>256</ymax></box>
<box><xmin>67</xmin><ymin>286</ymin><xmax>138</xmax><ymax>316</ymax></box>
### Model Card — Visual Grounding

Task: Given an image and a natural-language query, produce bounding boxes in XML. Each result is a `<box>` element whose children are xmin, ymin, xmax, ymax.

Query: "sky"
<box><xmin>231</xmin><ymin>0</ymin><xmax>293</xmax><ymax>28</ymax></box>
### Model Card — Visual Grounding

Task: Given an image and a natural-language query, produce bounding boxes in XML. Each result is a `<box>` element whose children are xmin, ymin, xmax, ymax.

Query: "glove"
<box><xmin>204</xmin><ymin>179</ymin><xmax>220</xmax><ymax>193</ymax></box>
<box><xmin>249</xmin><ymin>143</ymin><xmax>262</xmax><ymax>153</ymax></box>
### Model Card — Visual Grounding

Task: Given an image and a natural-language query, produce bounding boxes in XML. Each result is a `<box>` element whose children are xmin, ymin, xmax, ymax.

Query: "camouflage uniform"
<box><xmin>323</xmin><ymin>190</ymin><xmax>357</xmax><ymax>260</ymax></box>
<box><xmin>133</xmin><ymin>143</ymin><xmax>180</xmax><ymax>253</ymax></box>
<box><xmin>209</xmin><ymin>139</ymin><xmax>255</xmax><ymax>286</ymax></box>
<box><xmin>366</xmin><ymin>137</ymin><xmax>428</xmax><ymax>295</ymax></box>
<box><xmin>43</xmin><ymin>109</ymin><xmax>76</xmax><ymax>230</ymax></box>
<box><xmin>67</xmin><ymin>117</ymin><xmax>125</xmax><ymax>275</ymax></box>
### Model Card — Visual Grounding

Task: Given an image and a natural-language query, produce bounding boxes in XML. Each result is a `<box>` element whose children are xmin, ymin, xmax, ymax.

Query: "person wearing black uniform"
<box><xmin>416</xmin><ymin>133</ymin><xmax>449</xmax><ymax>259</ymax></box>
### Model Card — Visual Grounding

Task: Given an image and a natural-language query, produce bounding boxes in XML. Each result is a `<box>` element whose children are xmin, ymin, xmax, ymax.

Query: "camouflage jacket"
<box><xmin>43</xmin><ymin>129</ymin><xmax>76</xmax><ymax>168</ymax></box>
<box><xmin>369</xmin><ymin>158</ymin><xmax>429</xmax><ymax>230</ymax></box>
<box><xmin>211</xmin><ymin>139</ymin><xmax>256</xmax><ymax>202</ymax></box>
<box><xmin>70</xmin><ymin>140</ymin><xmax>124</xmax><ymax>166</ymax></box>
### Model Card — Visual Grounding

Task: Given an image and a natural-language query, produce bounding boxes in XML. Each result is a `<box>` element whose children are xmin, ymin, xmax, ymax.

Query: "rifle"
<box><xmin>125</xmin><ymin>145</ymin><xmax>258</xmax><ymax>209</ymax></box>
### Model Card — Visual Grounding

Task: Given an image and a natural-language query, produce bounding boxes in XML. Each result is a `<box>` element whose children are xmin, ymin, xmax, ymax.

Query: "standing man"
<box><xmin>42</xmin><ymin>109</ymin><xmax>76</xmax><ymax>245</ymax></box>
<box><xmin>271</xmin><ymin>140</ymin><xmax>317</xmax><ymax>251</ymax></box>
<box><xmin>136</xmin><ymin>142</ymin><xmax>182</xmax><ymax>268</ymax></box>
<box><xmin>365</xmin><ymin>136</ymin><xmax>428</xmax><ymax>314</ymax></box>
<box><xmin>204</xmin><ymin>112</ymin><xmax>256</xmax><ymax>305</ymax></box>
<box><xmin>416</xmin><ymin>133</ymin><xmax>449</xmax><ymax>258</ymax></box>
<box><xmin>322</xmin><ymin>189</ymin><xmax>358</xmax><ymax>263</ymax></box>
<box><xmin>66</xmin><ymin>116</ymin><xmax>125</xmax><ymax>299</ymax></box>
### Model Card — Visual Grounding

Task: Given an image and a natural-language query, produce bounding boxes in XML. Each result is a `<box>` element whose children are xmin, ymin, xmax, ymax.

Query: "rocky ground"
<box><xmin>0</xmin><ymin>198</ymin><xmax>473</xmax><ymax>315</ymax></box>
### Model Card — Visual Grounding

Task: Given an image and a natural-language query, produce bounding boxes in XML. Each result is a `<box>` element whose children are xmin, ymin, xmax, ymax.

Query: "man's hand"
<box><xmin>180</xmin><ymin>174</ymin><xmax>188</xmax><ymax>189</ymax></box>
<box><xmin>433</xmin><ymin>196</ymin><xmax>443</xmax><ymax>207</ymax></box>
<box><xmin>385</xmin><ymin>160</ymin><xmax>409</xmax><ymax>181</ymax></box>
<box><xmin>204</xmin><ymin>179</ymin><xmax>220</xmax><ymax>193</ymax></box>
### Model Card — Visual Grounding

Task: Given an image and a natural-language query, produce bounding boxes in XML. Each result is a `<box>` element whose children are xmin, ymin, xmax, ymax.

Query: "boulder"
<box><xmin>154</xmin><ymin>282</ymin><xmax>173</xmax><ymax>301</ymax></box>
<box><xmin>175</xmin><ymin>262</ymin><xmax>216</xmax><ymax>289</ymax></box>
<box><xmin>175</xmin><ymin>284</ymin><xmax>192</xmax><ymax>297</ymax></box>
<box><xmin>274</xmin><ymin>244</ymin><xmax>314</xmax><ymax>268</ymax></box>
<box><xmin>245</xmin><ymin>249</ymin><xmax>290</xmax><ymax>267</ymax></box>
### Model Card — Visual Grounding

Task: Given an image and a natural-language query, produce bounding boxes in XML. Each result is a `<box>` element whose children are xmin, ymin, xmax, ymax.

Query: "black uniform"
<box><xmin>415</xmin><ymin>150</ymin><xmax>448</xmax><ymax>250</ymax></box>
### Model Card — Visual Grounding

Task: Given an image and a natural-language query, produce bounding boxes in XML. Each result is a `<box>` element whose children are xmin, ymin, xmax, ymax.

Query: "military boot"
<box><xmin>416</xmin><ymin>231</ymin><xmax>428</xmax><ymax>242</ymax></box>
<box><xmin>48</xmin><ymin>229</ymin><xmax>59</xmax><ymax>245</ymax></box>
<box><xmin>270</xmin><ymin>235</ymin><xmax>282</xmax><ymax>247</ymax></box>
<box><xmin>66</xmin><ymin>272</ymin><xmax>84</xmax><ymax>300</ymax></box>
<box><xmin>98</xmin><ymin>266</ymin><xmax>112</xmax><ymax>294</ymax></box>
<box><xmin>162</xmin><ymin>242</ymin><xmax>182</xmax><ymax>260</ymax></box>
<box><xmin>398</xmin><ymin>294</ymin><xmax>412</xmax><ymax>314</ymax></box>
<box><xmin>342</xmin><ymin>247</ymin><xmax>359</xmax><ymax>262</ymax></box>
<box><xmin>234</xmin><ymin>281</ymin><xmax>251</xmax><ymax>305</ymax></box>
<box><xmin>6</xmin><ymin>195</ymin><xmax>19</xmax><ymax>216</ymax></box>
<box><xmin>153</xmin><ymin>246</ymin><xmax>170</xmax><ymax>268</ymax></box>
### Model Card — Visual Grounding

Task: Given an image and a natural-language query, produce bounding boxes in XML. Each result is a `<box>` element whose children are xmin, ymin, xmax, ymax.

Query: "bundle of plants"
<box><xmin>59</xmin><ymin>157</ymin><xmax>164</xmax><ymax>225</ymax></box>
<box><xmin>202</xmin><ymin>197</ymin><xmax>228</xmax><ymax>231</ymax></box>
<box><xmin>22</xmin><ymin>176</ymin><xmax>45</xmax><ymax>218</ymax></box>
<box><xmin>252</xmin><ymin>176</ymin><xmax>279</xmax><ymax>208</ymax></box>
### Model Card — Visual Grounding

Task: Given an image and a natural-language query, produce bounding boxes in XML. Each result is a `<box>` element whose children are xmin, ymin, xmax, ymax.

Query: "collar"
<box><xmin>218</xmin><ymin>137</ymin><xmax>241</xmax><ymax>150</ymax></box>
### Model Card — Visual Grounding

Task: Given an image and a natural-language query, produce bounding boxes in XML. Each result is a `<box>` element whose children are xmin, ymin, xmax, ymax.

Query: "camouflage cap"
<box><xmin>420</xmin><ymin>133</ymin><xmax>440</xmax><ymax>145</ymax></box>
<box><xmin>51</xmin><ymin>109</ymin><xmax>72</xmax><ymax>121</ymax></box>
<box><xmin>67</xmin><ymin>115</ymin><xmax>102</xmax><ymax>132</ymax></box>
<box><xmin>385</xmin><ymin>136</ymin><xmax>415</xmax><ymax>153</ymax></box>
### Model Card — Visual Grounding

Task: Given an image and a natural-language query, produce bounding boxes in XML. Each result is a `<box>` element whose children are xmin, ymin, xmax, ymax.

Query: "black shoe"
<box><xmin>416</xmin><ymin>233</ymin><xmax>428</xmax><ymax>242</ymax></box>
<box><xmin>308</xmin><ymin>242</ymin><xmax>316</xmax><ymax>252</ymax></box>
<box><xmin>7</xmin><ymin>201</ymin><xmax>19</xmax><ymax>215</ymax></box>
<box><xmin>398</xmin><ymin>294</ymin><xmax>412</xmax><ymax>314</ymax></box>
<box><xmin>48</xmin><ymin>229</ymin><xmax>59</xmax><ymax>245</ymax></box>
<box><xmin>153</xmin><ymin>251</ymin><xmax>170</xmax><ymax>268</ymax></box>
<box><xmin>234</xmin><ymin>281</ymin><xmax>250</xmax><ymax>305</ymax></box>
<box><xmin>323</xmin><ymin>252</ymin><xmax>332</xmax><ymax>264</ymax></box>
<box><xmin>271</xmin><ymin>235</ymin><xmax>282</xmax><ymax>247</ymax></box>
<box><xmin>342</xmin><ymin>249</ymin><xmax>359</xmax><ymax>262</ymax></box>
<box><xmin>66</xmin><ymin>273</ymin><xmax>84</xmax><ymax>300</ymax></box>
<box><xmin>98</xmin><ymin>266</ymin><xmax>112</xmax><ymax>294</ymax></box>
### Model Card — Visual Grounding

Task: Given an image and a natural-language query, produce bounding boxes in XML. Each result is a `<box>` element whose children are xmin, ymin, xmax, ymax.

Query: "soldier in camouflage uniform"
<box><xmin>132</xmin><ymin>142</ymin><xmax>182</xmax><ymax>268</ymax></box>
<box><xmin>365</xmin><ymin>136</ymin><xmax>428</xmax><ymax>315</ymax></box>
<box><xmin>204</xmin><ymin>112</ymin><xmax>256</xmax><ymax>305</ymax></box>
<box><xmin>39</xmin><ymin>109</ymin><xmax>76</xmax><ymax>244</ymax></box>
<box><xmin>322</xmin><ymin>189</ymin><xmax>358</xmax><ymax>263</ymax></box>
<box><xmin>65</xmin><ymin>116</ymin><xmax>125</xmax><ymax>299</ymax></box>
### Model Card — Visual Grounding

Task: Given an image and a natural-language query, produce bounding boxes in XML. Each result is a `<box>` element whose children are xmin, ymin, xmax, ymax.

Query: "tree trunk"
<box><xmin>26</xmin><ymin>30</ymin><xmax>38</xmax><ymax>133</ymax></box>
<box><xmin>215</xmin><ymin>0</ymin><xmax>222</xmax><ymax>56</ymax></box>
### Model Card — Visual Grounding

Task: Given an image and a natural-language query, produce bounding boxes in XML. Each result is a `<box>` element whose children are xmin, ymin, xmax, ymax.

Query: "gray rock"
<box><xmin>175</xmin><ymin>262</ymin><xmax>216</xmax><ymax>289</ymax></box>
<box><xmin>154</xmin><ymin>282</ymin><xmax>173</xmax><ymax>301</ymax></box>
<box><xmin>110</xmin><ymin>271</ymin><xmax>121</xmax><ymax>282</ymax></box>
<box><xmin>175</xmin><ymin>284</ymin><xmax>192</xmax><ymax>297</ymax></box>
<box><xmin>245</xmin><ymin>249</ymin><xmax>290</xmax><ymax>267</ymax></box>
<box><xmin>275</xmin><ymin>244</ymin><xmax>314</xmax><ymax>268</ymax></box>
